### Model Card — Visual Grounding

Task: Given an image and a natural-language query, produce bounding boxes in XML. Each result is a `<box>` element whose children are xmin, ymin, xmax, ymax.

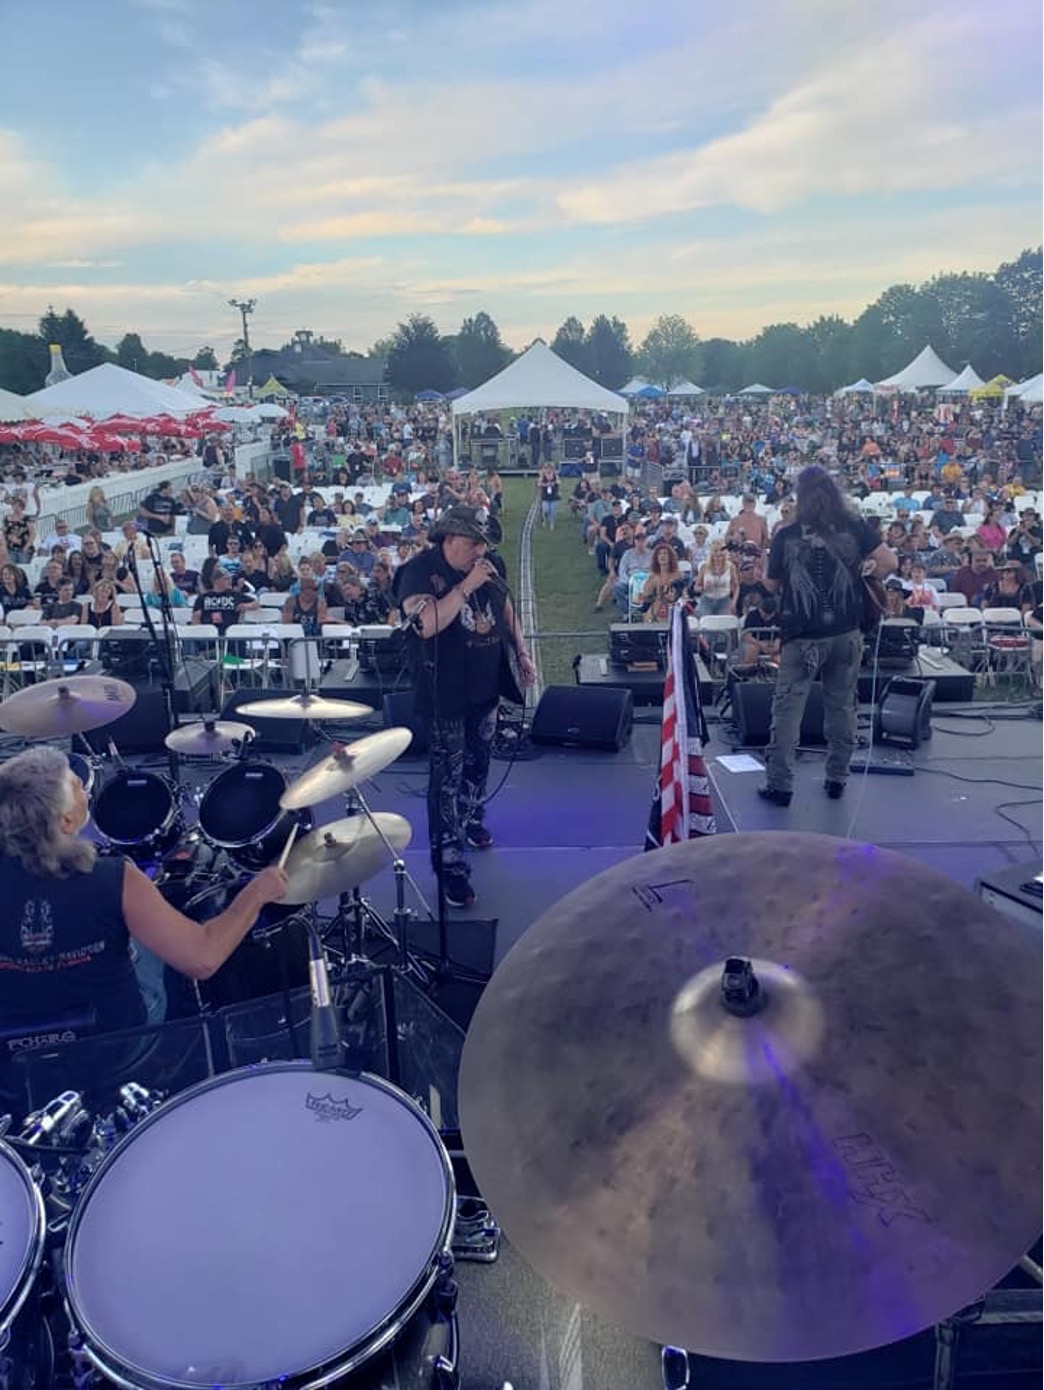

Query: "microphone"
<box><xmin>393</xmin><ymin>597</ymin><xmax>431</xmax><ymax>633</ymax></box>
<box><xmin>305</xmin><ymin>919</ymin><xmax>344</xmax><ymax>1072</ymax></box>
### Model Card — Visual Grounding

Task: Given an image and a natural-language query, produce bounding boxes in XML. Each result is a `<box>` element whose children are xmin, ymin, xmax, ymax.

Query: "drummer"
<box><xmin>0</xmin><ymin>746</ymin><xmax>287</xmax><ymax>1056</ymax></box>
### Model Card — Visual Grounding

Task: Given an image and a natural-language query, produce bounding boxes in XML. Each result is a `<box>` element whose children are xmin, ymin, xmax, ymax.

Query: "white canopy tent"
<box><xmin>876</xmin><ymin>344</ymin><xmax>956</xmax><ymax>390</ymax></box>
<box><xmin>938</xmin><ymin>364</ymin><xmax>985</xmax><ymax>394</ymax></box>
<box><xmin>619</xmin><ymin>377</ymin><xmax>651</xmax><ymax>395</ymax></box>
<box><xmin>1006</xmin><ymin>373</ymin><xmax>1043</xmax><ymax>405</ymax></box>
<box><xmin>25</xmin><ymin>363</ymin><xmax>205</xmax><ymax>418</ymax></box>
<box><xmin>450</xmin><ymin>341</ymin><xmax>629</xmax><ymax>465</ymax></box>
<box><xmin>836</xmin><ymin>378</ymin><xmax>876</xmax><ymax>396</ymax></box>
<box><xmin>736</xmin><ymin>383</ymin><xmax>775</xmax><ymax>396</ymax></box>
<box><xmin>667</xmin><ymin>379</ymin><xmax>705</xmax><ymax>397</ymax></box>
<box><xmin>0</xmin><ymin>386</ymin><xmax>32</xmax><ymax>421</ymax></box>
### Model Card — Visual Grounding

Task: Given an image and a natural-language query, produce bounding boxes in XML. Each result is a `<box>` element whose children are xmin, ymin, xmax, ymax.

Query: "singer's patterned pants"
<box><xmin>427</xmin><ymin>700</ymin><xmax>498</xmax><ymax>874</ymax></box>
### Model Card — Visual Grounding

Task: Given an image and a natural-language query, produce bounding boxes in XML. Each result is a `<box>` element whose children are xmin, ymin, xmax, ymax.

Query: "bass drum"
<box><xmin>198</xmin><ymin>762</ymin><xmax>312</xmax><ymax>871</ymax></box>
<box><xmin>0</xmin><ymin>1138</ymin><xmax>49</xmax><ymax>1390</ymax></box>
<box><xmin>63</xmin><ymin>1064</ymin><xmax>458</xmax><ymax>1389</ymax></box>
<box><xmin>93</xmin><ymin>771</ymin><xmax>183</xmax><ymax>861</ymax></box>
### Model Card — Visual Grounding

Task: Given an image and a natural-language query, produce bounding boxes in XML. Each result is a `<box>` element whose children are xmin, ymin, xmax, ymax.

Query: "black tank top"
<box><xmin>0</xmin><ymin>853</ymin><xmax>145</xmax><ymax>1037</ymax></box>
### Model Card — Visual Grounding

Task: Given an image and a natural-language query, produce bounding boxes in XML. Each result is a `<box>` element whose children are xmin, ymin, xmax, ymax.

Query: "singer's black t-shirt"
<box><xmin>395</xmin><ymin>545</ymin><xmax>507</xmax><ymax>718</ymax></box>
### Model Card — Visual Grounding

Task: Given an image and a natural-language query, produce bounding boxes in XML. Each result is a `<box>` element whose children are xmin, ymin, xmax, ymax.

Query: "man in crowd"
<box><xmin>138</xmin><ymin>480</ymin><xmax>178</xmax><ymax>537</ymax></box>
<box><xmin>190</xmin><ymin>567</ymin><xmax>258</xmax><ymax>631</ymax></box>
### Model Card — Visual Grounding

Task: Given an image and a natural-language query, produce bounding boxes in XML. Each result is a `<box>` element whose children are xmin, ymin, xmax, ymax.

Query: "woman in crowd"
<box><xmin>976</xmin><ymin>505</ymin><xmax>1008</xmax><ymax>554</ymax></box>
<box><xmin>98</xmin><ymin>550</ymin><xmax>134</xmax><ymax>594</ymax></box>
<box><xmin>692</xmin><ymin>540</ymin><xmax>738</xmax><ymax>617</ymax></box>
<box><xmin>1</xmin><ymin>563</ymin><xmax>34</xmax><ymax>614</ymax></box>
<box><xmin>369</xmin><ymin>559</ymin><xmax>395</xmax><ymax>620</ymax></box>
<box><xmin>689</xmin><ymin>524</ymin><xmax>711</xmax><ymax>569</ymax></box>
<box><xmin>183</xmin><ymin>482</ymin><xmax>221</xmax><ymax>536</ymax></box>
<box><xmin>86</xmin><ymin>485</ymin><xmax>114</xmax><ymax>533</ymax></box>
<box><xmin>144</xmin><ymin>570</ymin><xmax>188</xmax><ymax>610</ymax></box>
<box><xmin>87</xmin><ymin>579</ymin><xmax>124</xmax><ymax>628</ymax></box>
<box><xmin>3</xmin><ymin>497</ymin><xmax>36</xmax><ymax>564</ymax></box>
<box><xmin>636</xmin><ymin>544</ymin><xmax>686</xmax><ymax>623</ymax></box>
<box><xmin>266</xmin><ymin>548</ymin><xmax>297</xmax><ymax>592</ymax></box>
<box><xmin>704</xmin><ymin>495</ymin><xmax>729</xmax><ymax>525</ymax></box>
<box><xmin>66</xmin><ymin>548</ymin><xmax>91</xmax><ymax>595</ymax></box>
<box><xmin>536</xmin><ymin>462</ymin><xmax>560</xmax><ymax>530</ymax></box>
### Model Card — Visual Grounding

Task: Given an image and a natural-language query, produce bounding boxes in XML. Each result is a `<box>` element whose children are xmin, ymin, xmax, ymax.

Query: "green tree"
<box><xmin>452</xmin><ymin>310</ymin><xmax>512</xmax><ymax>388</ymax></box>
<box><xmin>637</xmin><ymin>314</ymin><xmax>702</xmax><ymax>388</ymax></box>
<box><xmin>701</xmin><ymin>338</ymin><xmax>746</xmax><ymax>392</ymax></box>
<box><xmin>386</xmin><ymin>314</ymin><xmax>458</xmax><ymax>394</ymax></box>
<box><xmin>148</xmin><ymin>351</ymin><xmax>188</xmax><ymax>378</ymax></box>
<box><xmin>852</xmin><ymin>283</ymin><xmax>945</xmax><ymax>381</ymax></box>
<box><xmin>927</xmin><ymin>272</ymin><xmax>1017</xmax><ymax>380</ymax></box>
<box><xmin>193</xmin><ymin>346</ymin><xmax>218</xmax><ymax>371</ymax></box>
<box><xmin>584</xmin><ymin>315</ymin><xmax>633</xmax><ymax>388</ymax></box>
<box><xmin>38</xmin><ymin>306</ymin><xmax>110</xmax><ymax>373</ymax></box>
<box><xmin>0</xmin><ymin>328</ymin><xmax>50</xmax><ymax>394</ymax></box>
<box><xmin>369</xmin><ymin>336</ymin><xmax>395</xmax><ymax>361</ymax></box>
<box><xmin>744</xmin><ymin>322</ymin><xmax>815</xmax><ymax>390</ymax></box>
<box><xmin>805</xmin><ymin>315</ymin><xmax>855</xmax><ymax>393</ymax></box>
<box><xmin>994</xmin><ymin>248</ymin><xmax>1043</xmax><ymax>378</ymax></box>
<box><xmin>551</xmin><ymin>316</ymin><xmax>589</xmax><ymax>374</ymax></box>
<box><xmin>116</xmin><ymin>333</ymin><xmax>149</xmax><ymax>373</ymax></box>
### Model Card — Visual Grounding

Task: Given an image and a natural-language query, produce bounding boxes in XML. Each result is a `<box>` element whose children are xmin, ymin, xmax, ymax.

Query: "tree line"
<box><xmin>0</xmin><ymin>249</ymin><xmax>1038</xmax><ymax>399</ymax></box>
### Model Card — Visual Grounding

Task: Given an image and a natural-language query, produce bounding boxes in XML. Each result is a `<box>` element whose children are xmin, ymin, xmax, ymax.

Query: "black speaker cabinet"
<box><xmin>732</xmin><ymin>681</ymin><xmax>826</xmax><ymax>747</ymax></box>
<box><xmin>382</xmin><ymin>690</ymin><xmax>428</xmax><ymax>755</ymax></box>
<box><xmin>530</xmin><ymin>685</ymin><xmax>633</xmax><ymax>752</ymax></box>
<box><xmin>82</xmin><ymin>661</ymin><xmax>220</xmax><ymax>753</ymax></box>
<box><xmin>221</xmin><ymin>689</ymin><xmax>312</xmax><ymax>753</ymax></box>
<box><xmin>875</xmin><ymin>676</ymin><xmax>934</xmax><ymax>750</ymax></box>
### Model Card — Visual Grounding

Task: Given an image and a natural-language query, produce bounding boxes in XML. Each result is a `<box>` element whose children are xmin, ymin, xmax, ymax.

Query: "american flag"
<box><xmin>225</xmin><ymin>367</ymin><xmax>237</xmax><ymax>390</ymax></box>
<box><xmin>644</xmin><ymin>601</ymin><xmax>716</xmax><ymax>848</ymax></box>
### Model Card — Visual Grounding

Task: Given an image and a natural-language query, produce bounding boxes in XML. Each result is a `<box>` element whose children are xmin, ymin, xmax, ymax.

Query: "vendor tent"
<box><xmin>635</xmin><ymin>384</ymin><xmax>667</xmax><ymax>399</ymax></box>
<box><xmin>938</xmin><ymin>364</ymin><xmax>985</xmax><ymax>394</ymax></box>
<box><xmin>1006</xmin><ymin>373</ymin><xmax>1043</xmax><ymax>405</ymax></box>
<box><xmin>736</xmin><ymin>383</ymin><xmax>775</xmax><ymax>396</ymax></box>
<box><xmin>836</xmin><ymin>378</ymin><xmax>876</xmax><ymax>395</ymax></box>
<box><xmin>256</xmin><ymin>375</ymin><xmax>291</xmax><ymax>398</ymax></box>
<box><xmin>969</xmin><ymin>374</ymin><xmax>1015</xmax><ymax>401</ymax></box>
<box><xmin>876</xmin><ymin>344</ymin><xmax>956</xmax><ymax>390</ymax></box>
<box><xmin>0</xmin><ymin>387</ymin><xmax>32</xmax><ymax>420</ymax></box>
<box><xmin>667</xmin><ymin>379</ymin><xmax>705</xmax><ymax>397</ymax></box>
<box><xmin>26</xmin><ymin>363</ymin><xmax>204</xmax><ymax>418</ymax></box>
<box><xmin>619</xmin><ymin>377</ymin><xmax>651</xmax><ymax>396</ymax></box>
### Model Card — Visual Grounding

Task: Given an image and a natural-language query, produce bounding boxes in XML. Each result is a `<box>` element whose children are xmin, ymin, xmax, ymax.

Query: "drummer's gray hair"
<box><xmin>0</xmin><ymin>746</ymin><xmax>96</xmax><ymax>878</ymax></box>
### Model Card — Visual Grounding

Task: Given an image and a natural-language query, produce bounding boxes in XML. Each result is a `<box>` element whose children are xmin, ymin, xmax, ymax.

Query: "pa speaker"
<box><xmin>221</xmin><ymin>689</ymin><xmax>311</xmax><ymax>753</ymax></box>
<box><xmin>382</xmin><ymin>690</ymin><xmax>428</xmax><ymax>755</ymax></box>
<box><xmin>732</xmin><ymin>681</ymin><xmax>826</xmax><ymax>747</ymax></box>
<box><xmin>875</xmin><ymin>677</ymin><xmax>934</xmax><ymax>750</ymax></box>
<box><xmin>81</xmin><ymin>661</ymin><xmax>220</xmax><ymax>753</ymax></box>
<box><xmin>530</xmin><ymin>685</ymin><xmax>633</xmax><ymax>752</ymax></box>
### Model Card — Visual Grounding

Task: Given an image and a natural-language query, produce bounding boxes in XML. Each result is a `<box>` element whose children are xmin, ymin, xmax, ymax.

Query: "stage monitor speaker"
<box><xmin>381</xmin><ymin>690</ymin><xmax>428</xmax><ymax>755</ymax></box>
<box><xmin>732</xmin><ymin>681</ymin><xmax>826</xmax><ymax>747</ymax></box>
<box><xmin>530</xmin><ymin>685</ymin><xmax>633</xmax><ymax>752</ymax></box>
<box><xmin>81</xmin><ymin>661</ymin><xmax>220</xmax><ymax>753</ymax></box>
<box><xmin>875</xmin><ymin>676</ymin><xmax>934</xmax><ymax>750</ymax></box>
<box><xmin>221</xmin><ymin>689</ymin><xmax>311</xmax><ymax>753</ymax></box>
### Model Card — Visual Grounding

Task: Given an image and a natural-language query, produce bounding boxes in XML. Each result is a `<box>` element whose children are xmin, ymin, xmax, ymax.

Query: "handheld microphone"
<box><xmin>305</xmin><ymin>920</ymin><xmax>344</xmax><ymax>1072</ymax></box>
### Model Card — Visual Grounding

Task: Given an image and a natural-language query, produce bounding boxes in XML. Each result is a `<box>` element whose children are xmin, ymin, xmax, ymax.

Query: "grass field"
<box><xmin>496</xmin><ymin>475</ymin><xmax>616</xmax><ymax>689</ymax></box>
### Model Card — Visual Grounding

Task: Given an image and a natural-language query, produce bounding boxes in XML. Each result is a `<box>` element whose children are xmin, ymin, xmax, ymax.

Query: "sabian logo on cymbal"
<box><xmin>833</xmin><ymin>1133</ymin><xmax>930</xmax><ymax>1226</ymax></box>
<box><xmin>306</xmin><ymin>1092</ymin><xmax>363</xmax><ymax>1123</ymax></box>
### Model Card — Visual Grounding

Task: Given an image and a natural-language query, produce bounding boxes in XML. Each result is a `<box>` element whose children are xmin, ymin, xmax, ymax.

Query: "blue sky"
<box><xmin>1</xmin><ymin>0</ymin><xmax>1040</xmax><ymax>360</ymax></box>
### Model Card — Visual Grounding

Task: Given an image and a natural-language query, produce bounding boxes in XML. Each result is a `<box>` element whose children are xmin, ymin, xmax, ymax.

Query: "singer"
<box><xmin>0</xmin><ymin>747</ymin><xmax>287</xmax><ymax>1098</ymax></box>
<box><xmin>396</xmin><ymin>505</ymin><xmax>535</xmax><ymax>909</ymax></box>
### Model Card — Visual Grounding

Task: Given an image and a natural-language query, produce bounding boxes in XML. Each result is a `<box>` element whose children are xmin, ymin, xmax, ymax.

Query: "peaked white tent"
<box><xmin>938</xmin><ymin>364</ymin><xmax>985</xmax><ymax>394</ymax></box>
<box><xmin>667</xmin><ymin>379</ymin><xmax>706</xmax><ymax>397</ymax></box>
<box><xmin>25</xmin><ymin>363</ymin><xmax>205</xmax><ymax>418</ymax></box>
<box><xmin>619</xmin><ymin>377</ymin><xmax>651</xmax><ymax>395</ymax></box>
<box><xmin>836</xmin><ymin>378</ymin><xmax>876</xmax><ymax>396</ymax></box>
<box><xmin>736</xmin><ymin>383</ymin><xmax>775</xmax><ymax>396</ymax></box>
<box><xmin>1006</xmin><ymin>373</ymin><xmax>1043</xmax><ymax>405</ymax></box>
<box><xmin>0</xmin><ymin>386</ymin><xmax>32</xmax><ymax>421</ymax></box>
<box><xmin>876</xmin><ymin>344</ymin><xmax>956</xmax><ymax>390</ymax></box>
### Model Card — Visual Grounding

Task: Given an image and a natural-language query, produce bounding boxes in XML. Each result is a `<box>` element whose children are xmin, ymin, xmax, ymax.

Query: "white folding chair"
<box><xmin>943</xmin><ymin>608</ymin><xmax>985</xmax><ymax>672</ymax></box>
<box><xmin>626</xmin><ymin>570</ymin><xmax>649</xmax><ymax>622</ymax></box>
<box><xmin>695</xmin><ymin>613</ymin><xmax>740</xmax><ymax>679</ymax></box>
<box><xmin>116</xmin><ymin>593</ymin><xmax>141</xmax><ymax>610</ymax></box>
<box><xmin>5</xmin><ymin>609</ymin><xmax>43</xmax><ymax>627</ymax></box>
<box><xmin>981</xmin><ymin>607</ymin><xmax>1032</xmax><ymax>688</ymax></box>
<box><xmin>936</xmin><ymin>592</ymin><xmax>968</xmax><ymax>611</ymax></box>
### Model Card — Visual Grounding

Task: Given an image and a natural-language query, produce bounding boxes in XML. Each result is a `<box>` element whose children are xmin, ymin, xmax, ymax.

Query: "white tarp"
<box><xmin>0</xmin><ymin>386</ymin><xmax>32</xmax><ymax>420</ymax></box>
<box><xmin>667</xmin><ymin>379</ymin><xmax>705</xmax><ymax>396</ymax></box>
<box><xmin>26</xmin><ymin>363</ymin><xmax>205</xmax><ymax>418</ymax></box>
<box><xmin>836</xmin><ymin>378</ymin><xmax>876</xmax><ymax>395</ymax></box>
<box><xmin>876</xmin><ymin>344</ymin><xmax>956</xmax><ymax>390</ymax></box>
<box><xmin>938</xmin><ymin>364</ymin><xmax>985</xmax><ymax>394</ymax></box>
<box><xmin>450</xmin><ymin>340</ymin><xmax>629</xmax><ymax>417</ymax></box>
<box><xmin>1007</xmin><ymin>373</ymin><xmax>1043</xmax><ymax>404</ymax></box>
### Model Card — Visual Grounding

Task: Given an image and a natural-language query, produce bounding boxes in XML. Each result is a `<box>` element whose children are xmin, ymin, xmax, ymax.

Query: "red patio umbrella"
<box><xmin>99</xmin><ymin>415</ymin><xmax>146</xmax><ymax>433</ymax></box>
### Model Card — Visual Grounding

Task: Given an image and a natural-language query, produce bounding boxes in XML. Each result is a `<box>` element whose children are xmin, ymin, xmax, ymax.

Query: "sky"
<box><xmin>0</xmin><ymin>0</ymin><xmax>1040</xmax><ymax>362</ymax></box>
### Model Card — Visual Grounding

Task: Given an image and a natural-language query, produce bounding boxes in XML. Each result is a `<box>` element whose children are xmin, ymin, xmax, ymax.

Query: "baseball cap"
<box><xmin>429</xmin><ymin>505</ymin><xmax>489</xmax><ymax>542</ymax></box>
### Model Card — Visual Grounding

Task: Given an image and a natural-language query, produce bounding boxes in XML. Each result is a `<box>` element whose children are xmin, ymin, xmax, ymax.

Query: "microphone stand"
<box><xmin>125</xmin><ymin>539</ymin><xmax>180</xmax><ymax>785</ymax></box>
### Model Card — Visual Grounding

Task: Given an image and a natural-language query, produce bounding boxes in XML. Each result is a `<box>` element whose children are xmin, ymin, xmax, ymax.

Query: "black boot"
<box><xmin>756</xmin><ymin>785</ymin><xmax>793</xmax><ymax>807</ymax></box>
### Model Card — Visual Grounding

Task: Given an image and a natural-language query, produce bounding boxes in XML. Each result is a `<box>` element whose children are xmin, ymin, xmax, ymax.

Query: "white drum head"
<box><xmin>0</xmin><ymin>1139</ymin><xmax>43</xmax><ymax>1329</ymax></box>
<box><xmin>66</xmin><ymin>1066</ymin><xmax>452</xmax><ymax>1386</ymax></box>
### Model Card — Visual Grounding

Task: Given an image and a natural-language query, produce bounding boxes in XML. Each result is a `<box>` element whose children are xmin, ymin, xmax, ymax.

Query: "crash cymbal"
<box><xmin>459</xmin><ymin>832</ymin><xmax>1043</xmax><ymax>1363</ymax></box>
<box><xmin>279</xmin><ymin>728</ymin><xmax>413</xmax><ymax>810</ymax></box>
<box><xmin>164</xmin><ymin>721</ymin><xmax>255</xmax><ymax>756</ymax></box>
<box><xmin>235</xmin><ymin>693</ymin><xmax>372</xmax><ymax>721</ymax></box>
<box><xmin>281</xmin><ymin>813</ymin><xmax>412</xmax><ymax>903</ymax></box>
<box><xmin>0</xmin><ymin>675</ymin><xmax>136</xmax><ymax>738</ymax></box>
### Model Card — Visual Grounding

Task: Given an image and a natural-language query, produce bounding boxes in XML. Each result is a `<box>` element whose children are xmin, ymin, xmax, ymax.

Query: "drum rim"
<box><xmin>93</xmin><ymin>771</ymin><xmax>178</xmax><ymax>847</ymax></box>
<box><xmin>63</xmin><ymin>1060</ymin><xmax>456</xmax><ymax>1389</ymax></box>
<box><xmin>197</xmin><ymin>761</ymin><xmax>287</xmax><ymax>850</ymax></box>
<box><xmin>0</xmin><ymin>1137</ymin><xmax>46</xmax><ymax>1337</ymax></box>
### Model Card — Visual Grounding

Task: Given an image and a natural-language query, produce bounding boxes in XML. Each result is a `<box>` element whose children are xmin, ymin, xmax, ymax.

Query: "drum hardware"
<box><xmin>450</xmin><ymin>1196</ymin><xmax>501</xmax><ymax>1265</ymax></box>
<box><xmin>459</xmin><ymin>832</ymin><xmax>1043</xmax><ymax>1364</ymax></box>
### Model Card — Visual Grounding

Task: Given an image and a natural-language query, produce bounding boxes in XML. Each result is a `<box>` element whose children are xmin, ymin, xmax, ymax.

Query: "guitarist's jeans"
<box><xmin>427</xmin><ymin>700</ymin><xmax>498</xmax><ymax>874</ymax></box>
<box><xmin>764</xmin><ymin>630</ymin><xmax>863</xmax><ymax>793</ymax></box>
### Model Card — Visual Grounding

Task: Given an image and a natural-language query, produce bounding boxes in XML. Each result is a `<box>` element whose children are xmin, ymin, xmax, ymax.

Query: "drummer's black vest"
<box><xmin>0</xmin><ymin>853</ymin><xmax>145</xmax><ymax>1039</ymax></box>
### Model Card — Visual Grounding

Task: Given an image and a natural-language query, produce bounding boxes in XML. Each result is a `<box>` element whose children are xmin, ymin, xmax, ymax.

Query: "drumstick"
<box><xmin>278</xmin><ymin>821</ymin><xmax>300</xmax><ymax>870</ymax></box>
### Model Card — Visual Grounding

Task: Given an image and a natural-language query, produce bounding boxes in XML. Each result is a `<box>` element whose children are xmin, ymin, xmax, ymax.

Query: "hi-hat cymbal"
<box><xmin>279</xmin><ymin>728</ymin><xmax>413</xmax><ymax>810</ymax></box>
<box><xmin>459</xmin><ymin>832</ymin><xmax>1043</xmax><ymax>1364</ymax></box>
<box><xmin>235</xmin><ymin>693</ymin><xmax>372</xmax><ymax>721</ymax></box>
<box><xmin>0</xmin><ymin>675</ymin><xmax>136</xmax><ymax>738</ymax></box>
<box><xmin>164</xmin><ymin>721</ymin><xmax>255</xmax><ymax>756</ymax></box>
<box><xmin>282</xmin><ymin>813</ymin><xmax>412</xmax><ymax>903</ymax></box>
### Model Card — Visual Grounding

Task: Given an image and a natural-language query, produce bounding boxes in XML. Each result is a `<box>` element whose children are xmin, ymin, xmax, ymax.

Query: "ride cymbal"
<box><xmin>459</xmin><ymin>832</ymin><xmax>1043</xmax><ymax>1363</ymax></box>
<box><xmin>281</xmin><ymin>813</ymin><xmax>412</xmax><ymax>903</ymax></box>
<box><xmin>235</xmin><ymin>693</ymin><xmax>372</xmax><ymax>721</ymax></box>
<box><xmin>0</xmin><ymin>675</ymin><xmax>136</xmax><ymax>737</ymax></box>
<box><xmin>279</xmin><ymin>728</ymin><xmax>413</xmax><ymax>810</ymax></box>
<box><xmin>165</xmin><ymin>721</ymin><xmax>255</xmax><ymax>755</ymax></box>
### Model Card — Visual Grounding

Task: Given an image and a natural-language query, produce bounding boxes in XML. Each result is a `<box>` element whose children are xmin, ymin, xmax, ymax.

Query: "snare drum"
<box><xmin>198</xmin><ymin>761</ymin><xmax>312</xmax><ymax>870</ymax></box>
<box><xmin>64</xmin><ymin>1063</ymin><xmax>457</xmax><ymax>1388</ymax></box>
<box><xmin>93</xmin><ymin>770</ymin><xmax>183</xmax><ymax>860</ymax></box>
<box><xmin>0</xmin><ymin>1138</ymin><xmax>46</xmax><ymax>1383</ymax></box>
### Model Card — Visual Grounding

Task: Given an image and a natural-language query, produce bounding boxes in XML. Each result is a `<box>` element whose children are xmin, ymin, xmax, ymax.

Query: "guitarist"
<box><xmin>396</xmin><ymin>505</ymin><xmax>535</xmax><ymax>909</ymax></box>
<box><xmin>757</xmin><ymin>466</ymin><xmax>896</xmax><ymax>807</ymax></box>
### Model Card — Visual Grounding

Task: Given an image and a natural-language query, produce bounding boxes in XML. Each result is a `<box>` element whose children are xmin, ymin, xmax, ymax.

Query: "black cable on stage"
<box><xmin>991</xmin><ymin>799</ymin><xmax>1043</xmax><ymax>848</ymax></box>
<box><xmin>917</xmin><ymin>768</ymin><xmax>1043</xmax><ymax>792</ymax></box>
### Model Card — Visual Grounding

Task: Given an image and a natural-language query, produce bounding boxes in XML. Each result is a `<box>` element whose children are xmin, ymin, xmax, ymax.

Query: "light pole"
<box><xmin>228</xmin><ymin>297</ymin><xmax>257</xmax><ymax>396</ymax></box>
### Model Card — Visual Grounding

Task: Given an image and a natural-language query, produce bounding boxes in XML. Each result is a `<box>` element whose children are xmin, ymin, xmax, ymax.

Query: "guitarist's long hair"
<box><xmin>794</xmin><ymin>465</ymin><xmax>857</xmax><ymax>537</ymax></box>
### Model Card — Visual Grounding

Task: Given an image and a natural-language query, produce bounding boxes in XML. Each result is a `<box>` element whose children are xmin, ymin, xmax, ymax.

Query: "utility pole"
<box><xmin>228</xmin><ymin>297</ymin><xmax>257</xmax><ymax>396</ymax></box>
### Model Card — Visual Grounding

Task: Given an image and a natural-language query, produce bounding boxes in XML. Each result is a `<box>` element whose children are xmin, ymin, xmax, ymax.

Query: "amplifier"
<box><xmin>976</xmin><ymin>863</ymin><xmax>1043</xmax><ymax>931</ymax></box>
<box><xmin>609</xmin><ymin>623</ymin><xmax>669</xmax><ymax>670</ymax></box>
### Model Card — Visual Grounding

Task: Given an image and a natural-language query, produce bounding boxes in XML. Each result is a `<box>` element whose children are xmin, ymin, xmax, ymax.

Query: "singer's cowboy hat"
<box><xmin>429</xmin><ymin>504</ymin><xmax>489</xmax><ymax>542</ymax></box>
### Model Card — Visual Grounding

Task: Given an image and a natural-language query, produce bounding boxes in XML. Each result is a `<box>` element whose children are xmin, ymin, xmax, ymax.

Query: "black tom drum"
<box><xmin>197</xmin><ymin>762</ymin><xmax>312</xmax><ymax>870</ymax></box>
